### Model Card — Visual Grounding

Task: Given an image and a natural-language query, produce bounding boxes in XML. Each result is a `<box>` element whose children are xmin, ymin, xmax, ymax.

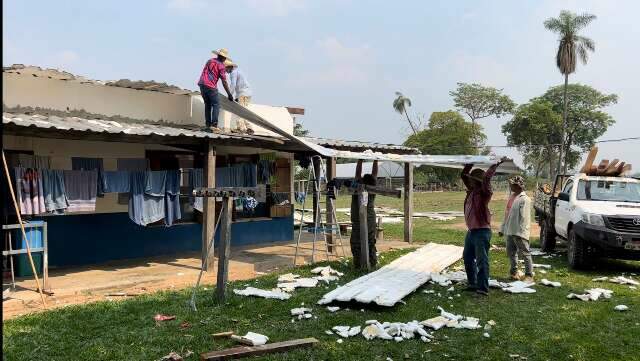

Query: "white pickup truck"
<box><xmin>534</xmin><ymin>173</ymin><xmax>640</xmax><ymax>268</ymax></box>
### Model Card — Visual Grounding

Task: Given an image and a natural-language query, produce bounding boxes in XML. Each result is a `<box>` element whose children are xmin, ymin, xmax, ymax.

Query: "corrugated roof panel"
<box><xmin>303</xmin><ymin>136</ymin><xmax>418</xmax><ymax>154</ymax></box>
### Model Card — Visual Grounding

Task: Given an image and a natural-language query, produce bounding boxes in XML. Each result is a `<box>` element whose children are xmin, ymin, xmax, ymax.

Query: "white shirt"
<box><xmin>227</xmin><ymin>68</ymin><xmax>252</xmax><ymax>98</ymax></box>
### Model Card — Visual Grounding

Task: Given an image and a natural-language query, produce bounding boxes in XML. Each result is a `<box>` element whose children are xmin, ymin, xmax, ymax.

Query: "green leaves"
<box><xmin>545</xmin><ymin>10</ymin><xmax>597</xmax><ymax>75</ymax></box>
<box><xmin>449</xmin><ymin>82</ymin><xmax>516</xmax><ymax>121</ymax></box>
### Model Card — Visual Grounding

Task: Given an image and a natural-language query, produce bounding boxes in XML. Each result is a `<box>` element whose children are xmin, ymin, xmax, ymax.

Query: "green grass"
<box><xmin>4</xmin><ymin>192</ymin><xmax>640</xmax><ymax>361</ymax></box>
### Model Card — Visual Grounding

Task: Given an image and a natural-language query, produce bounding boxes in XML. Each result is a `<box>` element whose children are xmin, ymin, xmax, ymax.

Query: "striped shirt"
<box><xmin>197</xmin><ymin>58</ymin><xmax>226</xmax><ymax>89</ymax></box>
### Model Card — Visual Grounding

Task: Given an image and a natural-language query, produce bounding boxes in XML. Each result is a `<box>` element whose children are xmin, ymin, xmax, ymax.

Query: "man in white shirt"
<box><xmin>224</xmin><ymin>60</ymin><xmax>254</xmax><ymax>134</ymax></box>
<box><xmin>499</xmin><ymin>176</ymin><xmax>533</xmax><ymax>282</ymax></box>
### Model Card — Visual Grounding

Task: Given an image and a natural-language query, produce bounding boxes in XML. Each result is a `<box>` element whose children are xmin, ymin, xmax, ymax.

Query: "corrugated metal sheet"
<box><xmin>2</xmin><ymin>112</ymin><xmax>258</xmax><ymax>141</ymax></box>
<box><xmin>3</xmin><ymin>64</ymin><xmax>196</xmax><ymax>95</ymax></box>
<box><xmin>303</xmin><ymin>136</ymin><xmax>418</xmax><ymax>154</ymax></box>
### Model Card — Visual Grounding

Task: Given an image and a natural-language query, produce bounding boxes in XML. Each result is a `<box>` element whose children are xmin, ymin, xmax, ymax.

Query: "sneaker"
<box><xmin>475</xmin><ymin>289</ymin><xmax>489</xmax><ymax>296</ymax></box>
<box><xmin>510</xmin><ymin>271</ymin><xmax>524</xmax><ymax>280</ymax></box>
<box><xmin>523</xmin><ymin>276</ymin><xmax>535</xmax><ymax>283</ymax></box>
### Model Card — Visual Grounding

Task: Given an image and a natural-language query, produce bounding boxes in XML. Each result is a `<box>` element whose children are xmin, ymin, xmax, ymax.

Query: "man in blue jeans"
<box><xmin>460</xmin><ymin>157</ymin><xmax>506</xmax><ymax>296</ymax></box>
<box><xmin>197</xmin><ymin>48</ymin><xmax>235</xmax><ymax>131</ymax></box>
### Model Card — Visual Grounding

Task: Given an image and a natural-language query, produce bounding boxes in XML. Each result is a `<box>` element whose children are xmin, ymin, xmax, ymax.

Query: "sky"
<box><xmin>3</xmin><ymin>0</ymin><xmax>640</xmax><ymax>171</ymax></box>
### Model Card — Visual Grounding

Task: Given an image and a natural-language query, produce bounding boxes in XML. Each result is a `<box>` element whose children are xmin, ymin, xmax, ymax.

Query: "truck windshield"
<box><xmin>577</xmin><ymin>180</ymin><xmax>640</xmax><ymax>203</ymax></box>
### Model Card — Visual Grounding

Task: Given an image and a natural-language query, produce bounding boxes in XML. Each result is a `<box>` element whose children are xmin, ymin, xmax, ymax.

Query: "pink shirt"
<box><xmin>504</xmin><ymin>194</ymin><xmax>517</xmax><ymax>222</ymax></box>
<box><xmin>197</xmin><ymin>58</ymin><xmax>226</xmax><ymax>89</ymax></box>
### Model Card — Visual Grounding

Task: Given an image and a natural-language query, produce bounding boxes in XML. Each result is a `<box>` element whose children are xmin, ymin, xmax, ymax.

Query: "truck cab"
<box><xmin>535</xmin><ymin>173</ymin><xmax>640</xmax><ymax>268</ymax></box>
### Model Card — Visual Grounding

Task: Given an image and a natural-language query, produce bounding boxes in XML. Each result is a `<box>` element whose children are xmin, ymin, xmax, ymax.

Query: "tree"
<box><xmin>393</xmin><ymin>92</ymin><xmax>418</xmax><ymax>135</ymax></box>
<box><xmin>502</xmin><ymin>100</ymin><xmax>562</xmax><ymax>179</ymax></box>
<box><xmin>404</xmin><ymin>111</ymin><xmax>486</xmax><ymax>183</ymax></box>
<box><xmin>293</xmin><ymin>121</ymin><xmax>309</xmax><ymax>137</ymax></box>
<box><xmin>538</xmin><ymin>84</ymin><xmax>617</xmax><ymax>171</ymax></box>
<box><xmin>449</xmin><ymin>82</ymin><xmax>515</xmax><ymax>147</ymax></box>
<box><xmin>544</xmin><ymin>10</ymin><xmax>597</xmax><ymax>175</ymax></box>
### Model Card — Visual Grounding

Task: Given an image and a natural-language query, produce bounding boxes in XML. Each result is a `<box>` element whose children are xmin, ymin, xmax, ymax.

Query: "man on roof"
<box><xmin>224</xmin><ymin>59</ymin><xmax>254</xmax><ymax>134</ymax></box>
<box><xmin>197</xmin><ymin>48</ymin><xmax>235</xmax><ymax>132</ymax></box>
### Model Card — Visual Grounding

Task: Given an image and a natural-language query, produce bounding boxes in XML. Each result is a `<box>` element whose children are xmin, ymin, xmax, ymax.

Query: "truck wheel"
<box><xmin>540</xmin><ymin>221</ymin><xmax>556</xmax><ymax>252</ymax></box>
<box><xmin>567</xmin><ymin>229</ymin><xmax>590</xmax><ymax>269</ymax></box>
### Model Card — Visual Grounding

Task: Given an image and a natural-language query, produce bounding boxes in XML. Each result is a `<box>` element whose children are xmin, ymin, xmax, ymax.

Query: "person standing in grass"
<box><xmin>499</xmin><ymin>176</ymin><xmax>533</xmax><ymax>282</ymax></box>
<box><xmin>461</xmin><ymin>157</ymin><xmax>507</xmax><ymax>296</ymax></box>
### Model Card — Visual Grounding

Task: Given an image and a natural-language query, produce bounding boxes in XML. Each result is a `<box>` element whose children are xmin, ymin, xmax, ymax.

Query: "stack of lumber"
<box><xmin>317</xmin><ymin>243</ymin><xmax>463</xmax><ymax>307</ymax></box>
<box><xmin>579</xmin><ymin>147</ymin><xmax>632</xmax><ymax>176</ymax></box>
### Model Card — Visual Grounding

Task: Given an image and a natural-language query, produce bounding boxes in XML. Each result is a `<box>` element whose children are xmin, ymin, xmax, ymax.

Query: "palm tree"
<box><xmin>393</xmin><ymin>92</ymin><xmax>418</xmax><ymax>135</ymax></box>
<box><xmin>544</xmin><ymin>10</ymin><xmax>596</xmax><ymax>175</ymax></box>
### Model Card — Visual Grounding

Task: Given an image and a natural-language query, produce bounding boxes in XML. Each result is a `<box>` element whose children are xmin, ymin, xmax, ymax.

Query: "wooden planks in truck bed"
<box><xmin>317</xmin><ymin>243</ymin><xmax>463</xmax><ymax>307</ymax></box>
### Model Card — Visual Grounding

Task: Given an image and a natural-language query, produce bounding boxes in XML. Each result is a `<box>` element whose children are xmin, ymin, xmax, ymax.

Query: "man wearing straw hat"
<box><xmin>460</xmin><ymin>157</ymin><xmax>507</xmax><ymax>296</ymax></box>
<box><xmin>499</xmin><ymin>175</ymin><xmax>533</xmax><ymax>282</ymax></box>
<box><xmin>224</xmin><ymin>59</ymin><xmax>254</xmax><ymax>134</ymax></box>
<box><xmin>197</xmin><ymin>48</ymin><xmax>235</xmax><ymax>131</ymax></box>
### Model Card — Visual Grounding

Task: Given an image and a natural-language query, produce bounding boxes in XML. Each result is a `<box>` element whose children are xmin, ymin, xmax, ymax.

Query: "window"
<box><xmin>577</xmin><ymin>180</ymin><xmax>640</xmax><ymax>203</ymax></box>
<box><xmin>562</xmin><ymin>180</ymin><xmax>573</xmax><ymax>194</ymax></box>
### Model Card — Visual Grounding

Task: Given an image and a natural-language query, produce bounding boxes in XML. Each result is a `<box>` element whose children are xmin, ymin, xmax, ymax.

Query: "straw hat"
<box><xmin>212</xmin><ymin>48</ymin><xmax>232</xmax><ymax>60</ymax></box>
<box><xmin>223</xmin><ymin>59</ymin><xmax>237</xmax><ymax>68</ymax></box>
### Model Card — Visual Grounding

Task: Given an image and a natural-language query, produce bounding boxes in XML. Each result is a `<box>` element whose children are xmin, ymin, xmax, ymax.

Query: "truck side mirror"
<box><xmin>558</xmin><ymin>192</ymin><xmax>570</xmax><ymax>202</ymax></box>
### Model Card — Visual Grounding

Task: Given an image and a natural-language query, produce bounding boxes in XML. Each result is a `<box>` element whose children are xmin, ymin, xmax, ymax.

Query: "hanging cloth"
<box><xmin>41</xmin><ymin>169</ymin><xmax>69</xmax><ymax>212</ymax></box>
<box><xmin>72</xmin><ymin>157</ymin><xmax>104</xmax><ymax>197</ymax></box>
<box><xmin>63</xmin><ymin>170</ymin><xmax>98</xmax><ymax>212</ymax></box>
<box><xmin>164</xmin><ymin>170</ymin><xmax>182</xmax><ymax>226</ymax></box>
<box><xmin>102</xmin><ymin>171</ymin><xmax>131</xmax><ymax>193</ymax></box>
<box><xmin>15</xmin><ymin>168</ymin><xmax>46</xmax><ymax>215</ymax></box>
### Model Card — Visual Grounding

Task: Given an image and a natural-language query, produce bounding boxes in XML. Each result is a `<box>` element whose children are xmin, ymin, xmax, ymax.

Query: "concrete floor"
<box><xmin>2</xmin><ymin>235</ymin><xmax>416</xmax><ymax>319</ymax></box>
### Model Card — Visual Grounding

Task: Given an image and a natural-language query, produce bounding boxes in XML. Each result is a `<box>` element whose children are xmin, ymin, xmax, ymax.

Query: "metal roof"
<box><xmin>302</xmin><ymin>136</ymin><xmax>418</xmax><ymax>154</ymax></box>
<box><xmin>3</xmin><ymin>64</ymin><xmax>197</xmax><ymax>95</ymax></box>
<box><xmin>2</xmin><ymin>111</ymin><xmax>271</xmax><ymax>143</ymax></box>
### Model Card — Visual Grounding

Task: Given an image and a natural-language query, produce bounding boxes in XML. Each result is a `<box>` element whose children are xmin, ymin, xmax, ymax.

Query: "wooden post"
<box><xmin>312</xmin><ymin>157</ymin><xmax>321</xmax><ymax>227</ymax></box>
<box><xmin>202</xmin><ymin>141</ymin><xmax>216</xmax><ymax>271</ymax></box>
<box><xmin>325</xmin><ymin>157</ymin><xmax>336</xmax><ymax>253</ymax></box>
<box><xmin>216</xmin><ymin>196</ymin><xmax>232</xmax><ymax>302</ymax></box>
<box><xmin>404</xmin><ymin>162</ymin><xmax>413</xmax><ymax>243</ymax></box>
<box><xmin>358</xmin><ymin>186</ymin><xmax>370</xmax><ymax>271</ymax></box>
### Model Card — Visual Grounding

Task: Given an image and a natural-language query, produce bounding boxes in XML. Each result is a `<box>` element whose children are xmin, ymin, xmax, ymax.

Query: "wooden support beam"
<box><xmin>216</xmin><ymin>196</ymin><xmax>233</xmax><ymax>303</ymax></box>
<box><xmin>404</xmin><ymin>162</ymin><xmax>414</xmax><ymax>243</ymax></box>
<box><xmin>326</xmin><ymin>157</ymin><xmax>336</xmax><ymax>253</ymax></box>
<box><xmin>202</xmin><ymin>141</ymin><xmax>216</xmax><ymax>271</ymax></box>
<box><xmin>358</xmin><ymin>186</ymin><xmax>370</xmax><ymax>271</ymax></box>
<box><xmin>200</xmin><ymin>338</ymin><xmax>318</xmax><ymax>361</ymax></box>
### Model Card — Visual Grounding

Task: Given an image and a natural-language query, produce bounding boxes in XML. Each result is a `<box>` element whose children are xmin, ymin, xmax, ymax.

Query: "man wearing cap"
<box><xmin>224</xmin><ymin>59</ymin><xmax>254</xmax><ymax>134</ymax></box>
<box><xmin>197</xmin><ymin>48</ymin><xmax>235</xmax><ymax>131</ymax></box>
<box><xmin>499</xmin><ymin>176</ymin><xmax>533</xmax><ymax>282</ymax></box>
<box><xmin>461</xmin><ymin>156</ymin><xmax>507</xmax><ymax>296</ymax></box>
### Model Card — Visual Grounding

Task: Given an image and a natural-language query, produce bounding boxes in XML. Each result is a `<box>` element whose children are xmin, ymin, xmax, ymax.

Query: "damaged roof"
<box><xmin>3</xmin><ymin>64</ymin><xmax>197</xmax><ymax>95</ymax></box>
<box><xmin>302</xmin><ymin>136</ymin><xmax>418</xmax><ymax>155</ymax></box>
<box><xmin>2</xmin><ymin>111</ymin><xmax>290</xmax><ymax>149</ymax></box>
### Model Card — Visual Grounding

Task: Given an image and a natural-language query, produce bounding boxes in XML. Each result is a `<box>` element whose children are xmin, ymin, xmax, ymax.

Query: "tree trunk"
<box><xmin>404</xmin><ymin>109</ymin><xmax>417</xmax><ymax>135</ymax></box>
<box><xmin>558</xmin><ymin>73</ymin><xmax>569</xmax><ymax>176</ymax></box>
<box><xmin>471</xmin><ymin>119</ymin><xmax>479</xmax><ymax>154</ymax></box>
<box><xmin>548</xmin><ymin>147</ymin><xmax>555</xmax><ymax>180</ymax></box>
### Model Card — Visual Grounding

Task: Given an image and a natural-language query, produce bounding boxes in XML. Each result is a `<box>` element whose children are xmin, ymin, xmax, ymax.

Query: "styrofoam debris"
<box><xmin>592</xmin><ymin>276</ymin><xmax>609</xmax><ymax>282</ymax></box>
<box><xmin>540</xmin><ymin>279</ymin><xmax>561</xmax><ymax>287</ymax></box>
<box><xmin>489</xmin><ymin>279</ymin><xmax>509</xmax><ymax>288</ymax></box>
<box><xmin>332</xmin><ymin>325</ymin><xmax>360</xmax><ymax>338</ymax></box>
<box><xmin>567</xmin><ymin>288</ymin><xmax>613</xmax><ymax>301</ymax></box>
<box><xmin>311</xmin><ymin>266</ymin><xmax>344</xmax><ymax>277</ymax></box>
<box><xmin>529</xmin><ymin>248</ymin><xmax>547</xmax><ymax>256</ymax></box>
<box><xmin>394</xmin><ymin>336</ymin><xmax>403</xmax><ymax>342</ymax></box>
<box><xmin>630</xmin><ymin>286</ymin><xmax>637</xmax><ymax>290</ymax></box>
<box><xmin>278</xmin><ymin>278</ymin><xmax>319</xmax><ymax>292</ymax></box>
<box><xmin>423</xmin><ymin>290</ymin><xmax>436</xmax><ymax>294</ymax></box>
<box><xmin>325</xmin><ymin>330</ymin><xmax>333</xmax><ymax>335</ymax></box>
<box><xmin>290</xmin><ymin>307</ymin><xmax>312</xmax><ymax>316</ymax></box>
<box><xmin>447</xmin><ymin>286</ymin><xmax>455</xmax><ymax>292</ymax></box>
<box><xmin>502</xmin><ymin>281</ymin><xmax>536</xmax><ymax>294</ymax></box>
<box><xmin>421</xmin><ymin>316</ymin><xmax>448</xmax><ymax>330</ymax></box>
<box><xmin>233</xmin><ymin>287</ymin><xmax>291</xmax><ymax>300</ymax></box>
<box><xmin>438</xmin><ymin>306</ymin><xmax>463</xmax><ymax>321</ymax></box>
<box><xmin>610</xmin><ymin>276</ymin><xmax>639</xmax><ymax>286</ymax></box>
<box><xmin>532</xmin><ymin>263</ymin><xmax>551</xmax><ymax>269</ymax></box>
<box><xmin>365</xmin><ymin>320</ymin><xmax>379</xmax><ymax>325</ymax></box>
<box><xmin>326</xmin><ymin>306</ymin><xmax>340</xmax><ymax>312</ymax></box>
<box><xmin>539</xmin><ymin>270</ymin><xmax>547</xmax><ymax>274</ymax></box>
<box><xmin>483</xmin><ymin>332</ymin><xmax>490</xmax><ymax>338</ymax></box>
<box><xmin>235</xmin><ymin>332</ymin><xmax>269</xmax><ymax>346</ymax></box>
<box><xmin>336</xmin><ymin>339</ymin><xmax>343</xmax><ymax>344</ymax></box>
<box><xmin>614</xmin><ymin>305</ymin><xmax>629</xmax><ymax>311</ymax></box>
<box><xmin>348</xmin><ymin>326</ymin><xmax>361</xmax><ymax>337</ymax></box>
<box><xmin>277</xmin><ymin>273</ymin><xmax>299</xmax><ymax>282</ymax></box>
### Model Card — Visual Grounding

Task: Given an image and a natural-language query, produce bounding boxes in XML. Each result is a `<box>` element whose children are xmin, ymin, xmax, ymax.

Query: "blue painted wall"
<box><xmin>35</xmin><ymin>213</ymin><xmax>293</xmax><ymax>268</ymax></box>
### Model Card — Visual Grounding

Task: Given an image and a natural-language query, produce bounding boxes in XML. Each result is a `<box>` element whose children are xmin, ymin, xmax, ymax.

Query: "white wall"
<box><xmin>3</xmin><ymin>72</ymin><xmax>294</xmax><ymax>137</ymax></box>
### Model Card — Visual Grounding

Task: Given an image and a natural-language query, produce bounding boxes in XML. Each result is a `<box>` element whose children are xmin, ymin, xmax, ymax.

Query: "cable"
<box><xmin>423</xmin><ymin>136</ymin><xmax>640</xmax><ymax>150</ymax></box>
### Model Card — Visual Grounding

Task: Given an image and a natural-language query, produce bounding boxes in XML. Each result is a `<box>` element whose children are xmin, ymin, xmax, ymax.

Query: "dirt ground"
<box><xmin>2</xmin><ymin>238</ymin><xmax>416</xmax><ymax>320</ymax></box>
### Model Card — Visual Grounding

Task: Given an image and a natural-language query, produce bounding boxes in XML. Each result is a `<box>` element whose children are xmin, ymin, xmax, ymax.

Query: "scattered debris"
<box><xmin>610</xmin><ymin>276</ymin><xmax>639</xmax><ymax>286</ymax></box>
<box><xmin>483</xmin><ymin>332</ymin><xmax>490</xmax><ymax>338</ymax></box>
<box><xmin>532</xmin><ymin>263</ymin><xmax>551</xmax><ymax>269</ymax></box>
<box><xmin>539</xmin><ymin>270</ymin><xmax>547</xmax><ymax>274</ymax></box>
<box><xmin>529</xmin><ymin>248</ymin><xmax>547</xmax><ymax>256</ymax></box>
<box><xmin>233</xmin><ymin>287</ymin><xmax>291</xmax><ymax>300</ymax></box>
<box><xmin>484</xmin><ymin>320</ymin><xmax>496</xmax><ymax>330</ymax></box>
<box><xmin>231</xmin><ymin>332</ymin><xmax>269</xmax><ymax>346</ymax></box>
<box><xmin>502</xmin><ymin>281</ymin><xmax>536</xmax><ymax>294</ymax></box>
<box><xmin>200</xmin><ymin>338</ymin><xmax>318</xmax><ymax>360</ymax></box>
<box><xmin>278</xmin><ymin>278</ymin><xmax>319</xmax><ymax>292</ymax></box>
<box><xmin>326</xmin><ymin>306</ymin><xmax>340</xmax><ymax>312</ymax></box>
<box><xmin>567</xmin><ymin>288</ymin><xmax>613</xmax><ymax>301</ymax></box>
<box><xmin>592</xmin><ymin>276</ymin><xmax>609</xmax><ymax>282</ymax></box>
<box><xmin>179</xmin><ymin>321</ymin><xmax>191</xmax><ymax>329</ymax></box>
<box><xmin>212</xmin><ymin>331</ymin><xmax>234</xmax><ymax>338</ymax></box>
<box><xmin>540</xmin><ymin>279</ymin><xmax>561</xmax><ymax>287</ymax></box>
<box><xmin>311</xmin><ymin>266</ymin><xmax>344</xmax><ymax>277</ymax></box>
<box><xmin>154</xmin><ymin>314</ymin><xmax>176</xmax><ymax>323</ymax></box>
<box><xmin>423</xmin><ymin>290</ymin><xmax>436</xmax><ymax>294</ymax></box>
<box><xmin>614</xmin><ymin>305</ymin><xmax>629</xmax><ymax>312</ymax></box>
<box><xmin>332</xmin><ymin>325</ymin><xmax>361</xmax><ymax>338</ymax></box>
<box><xmin>157</xmin><ymin>351</ymin><xmax>185</xmax><ymax>361</ymax></box>
<box><xmin>336</xmin><ymin>339</ymin><xmax>343</xmax><ymax>344</ymax></box>
<box><xmin>324</xmin><ymin>330</ymin><xmax>333</xmax><ymax>335</ymax></box>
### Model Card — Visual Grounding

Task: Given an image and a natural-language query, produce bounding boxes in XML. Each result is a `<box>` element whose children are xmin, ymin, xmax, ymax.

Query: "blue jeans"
<box><xmin>463</xmin><ymin>228</ymin><xmax>492</xmax><ymax>292</ymax></box>
<box><xmin>199</xmin><ymin>85</ymin><xmax>219</xmax><ymax>127</ymax></box>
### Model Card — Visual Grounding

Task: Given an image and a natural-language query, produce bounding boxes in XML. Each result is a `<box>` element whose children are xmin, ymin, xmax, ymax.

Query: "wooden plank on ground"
<box><xmin>200</xmin><ymin>338</ymin><xmax>318</xmax><ymax>361</ymax></box>
<box><xmin>318</xmin><ymin>243</ymin><xmax>463</xmax><ymax>306</ymax></box>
